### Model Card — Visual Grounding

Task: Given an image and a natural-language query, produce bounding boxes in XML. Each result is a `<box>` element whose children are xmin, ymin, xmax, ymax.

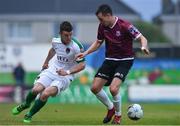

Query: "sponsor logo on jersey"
<box><xmin>114</xmin><ymin>72</ymin><xmax>124</xmax><ymax>78</ymax></box>
<box><xmin>57</xmin><ymin>55</ymin><xmax>69</xmax><ymax>62</ymax></box>
<box><xmin>98</xmin><ymin>73</ymin><xmax>109</xmax><ymax>78</ymax></box>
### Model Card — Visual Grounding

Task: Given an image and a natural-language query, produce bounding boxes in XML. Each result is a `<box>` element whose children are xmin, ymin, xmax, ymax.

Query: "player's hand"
<box><xmin>56</xmin><ymin>69</ymin><xmax>68</xmax><ymax>76</ymax></box>
<box><xmin>42</xmin><ymin>63</ymin><xmax>49</xmax><ymax>71</ymax></box>
<box><xmin>141</xmin><ymin>46</ymin><xmax>150</xmax><ymax>55</ymax></box>
<box><xmin>75</xmin><ymin>52</ymin><xmax>87</xmax><ymax>59</ymax></box>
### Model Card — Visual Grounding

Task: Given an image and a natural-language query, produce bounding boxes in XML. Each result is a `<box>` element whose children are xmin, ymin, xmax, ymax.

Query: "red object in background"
<box><xmin>148</xmin><ymin>68</ymin><xmax>162</xmax><ymax>83</ymax></box>
<box><xmin>0</xmin><ymin>85</ymin><xmax>14</xmax><ymax>102</ymax></box>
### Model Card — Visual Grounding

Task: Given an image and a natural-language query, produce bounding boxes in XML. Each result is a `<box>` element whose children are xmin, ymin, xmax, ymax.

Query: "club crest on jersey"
<box><xmin>66</xmin><ymin>48</ymin><xmax>70</xmax><ymax>54</ymax></box>
<box><xmin>116</xmin><ymin>31</ymin><xmax>121</xmax><ymax>37</ymax></box>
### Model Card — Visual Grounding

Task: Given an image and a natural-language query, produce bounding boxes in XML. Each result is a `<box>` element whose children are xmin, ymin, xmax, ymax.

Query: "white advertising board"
<box><xmin>128</xmin><ymin>85</ymin><xmax>180</xmax><ymax>102</ymax></box>
<box><xmin>0</xmin><ymin>44</ymin><xmax>51</xmax><ymax>71</ymax></box>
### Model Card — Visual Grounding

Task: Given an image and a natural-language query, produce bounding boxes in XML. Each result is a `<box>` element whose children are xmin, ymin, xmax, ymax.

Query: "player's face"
<box><xmin>97</xmin><ymin>12</ymin><xmax>111</xmax><ymax>27</ymax></box>
<box><xmin>60</xmin><ymin>31</ymin><xmax>72</xmax><ymax>45</ymax></box>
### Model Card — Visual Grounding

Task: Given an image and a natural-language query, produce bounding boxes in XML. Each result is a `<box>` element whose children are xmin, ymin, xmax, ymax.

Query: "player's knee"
<box><xmin>32</xmin><ymin>83</ymin><xmax>44</xmax><ymax>94</ymax></box>
<box><xmin>32</xmin><ymin>87</ymin><xmax>41</xmax><ymax>95</ymax></box>
<box><xmin>50</xmin><ymin>90</ymin><xmax>58</xmax><ymax>97</ymax></box>
<box><xmin>91</xmin><ymin>85</ymin><xmax>100</xmax><ymax>94</ymax></box>
<box><xmin>40</xmin><ymin>91</ymin><xmax>50</xmax><ymax>101</ymax></box>
<box><xmin>109</xmin><ymin>86</ymin><xmax>118</xmax><ymax>96</ymax></box>
<box><xmin>90</xmin><ymin>86</ymin><xmax>96</xmax><ymax>94</ymax></box>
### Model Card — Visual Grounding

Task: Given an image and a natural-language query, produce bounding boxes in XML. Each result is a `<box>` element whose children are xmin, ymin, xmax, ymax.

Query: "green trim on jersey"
<box><xmin>76</xmin><ymin>58</ymin><xmax>85</xmax><ymax>63</ymax></box>
<box><xmin>53</xmin><ymin>37</ymin><xmax>83</xmax><ymax>49</ymax></box>
<box><xmin>72</xmin><ymin>37</ymin><xmax>85</xmax><ymax>63</ymax></box>
<box><xmin>72</xmin><ymin>37</ymin><xmax>84</xmax><ymax>49</ymax></box>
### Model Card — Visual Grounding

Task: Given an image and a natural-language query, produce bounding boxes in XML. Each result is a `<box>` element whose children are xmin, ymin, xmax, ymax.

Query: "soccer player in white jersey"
<box><xmin>12</xmin><ymin>21</ymin><xmax>85</xmax><ymax>123</ymax></box>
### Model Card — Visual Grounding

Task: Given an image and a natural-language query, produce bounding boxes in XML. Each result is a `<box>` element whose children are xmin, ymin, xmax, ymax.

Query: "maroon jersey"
<box><xmin>97</xmin><ymin>17</ymin><xmax>141</xmax><ymax>60</ymax></box>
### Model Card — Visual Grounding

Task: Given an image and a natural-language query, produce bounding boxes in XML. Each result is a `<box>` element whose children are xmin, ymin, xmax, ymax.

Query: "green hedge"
<box><xmin>0</xmin><ymin>72</ymin><xmax>38</xmax><ymax>85</ymax></box>
<box><xmin>128</xmin><ymin>69</ymin><xmax>180</xmax><ymax>84</ymax></box>
<box><xmin>1</xmin><ymin>69</ymin><xmax>180</xmax><ymax>85</ymax></box>
<box><xmin>134</xmin><ymin>21</ymin><xmax>171</xmax><ymax>42</ymax></box>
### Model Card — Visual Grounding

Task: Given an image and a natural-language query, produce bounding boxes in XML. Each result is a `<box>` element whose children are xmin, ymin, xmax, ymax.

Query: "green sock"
<box><xmin>25</xmin><ymin>91</ymin><xmax>37</xmax><ymax>106</ymax></box>
<box><xmin>28</xmin><ymin>99</ymin><xmax>47</xmax><ymax>117</ymax></box>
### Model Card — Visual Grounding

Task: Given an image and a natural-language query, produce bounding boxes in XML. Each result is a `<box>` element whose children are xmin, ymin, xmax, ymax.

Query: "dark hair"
<box><xmin>60</xmin><ymin>21</ymin><xmax>73</xmax><ymax>33</ymax></box>
<box><xmin>96</xmin><ymin>4</ymin><xmax>113</xmax><ymax>16</ymax></box>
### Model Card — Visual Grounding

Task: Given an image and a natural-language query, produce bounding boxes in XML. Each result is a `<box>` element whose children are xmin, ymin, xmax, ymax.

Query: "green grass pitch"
<box><xmin>1</xmin><ymin>103</ymin><xmax>180</xmax><ymax>125</ymax></box>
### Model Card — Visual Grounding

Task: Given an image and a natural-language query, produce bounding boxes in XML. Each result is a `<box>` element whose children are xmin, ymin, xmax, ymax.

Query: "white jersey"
<box><xmin>46</xmin><ymin>37</ymin><xmax>84</xmax><ymax>80</ymax></box>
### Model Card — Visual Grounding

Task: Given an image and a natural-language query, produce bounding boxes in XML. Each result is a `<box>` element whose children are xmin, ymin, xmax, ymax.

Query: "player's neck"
<box><xmin>109</xmin><ymin>16</ymin><xmax>117</xmax><ymax>28</ymax></box>
<box><xmin>61</xmin><ymin>39</ymin><xmax>71</xmax><ymax>45</ymax></box>
<box><xmin>62</xmin><ymin>42</ymin><xmax>70</xmax><ymax>45</ymax></box>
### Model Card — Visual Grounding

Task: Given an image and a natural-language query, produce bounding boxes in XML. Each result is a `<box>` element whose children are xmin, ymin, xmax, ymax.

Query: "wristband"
<box><xmin>66</xmin><ymin>70</ymin><xmax>71</xmax><ymax>75</ymax></box>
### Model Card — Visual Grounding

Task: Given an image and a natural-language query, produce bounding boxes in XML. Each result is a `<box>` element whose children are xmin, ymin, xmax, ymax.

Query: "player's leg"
<box><xmin>23</xmin><ymin>77</ymin><xmax>70</xmax><ymax>123</ymax></box>
<box><xmin>23</xmin><ymin>86</ymin><xmax>58</xmax><ymax>123</ymax></box>
<box><xmin>91</xmin><ymin>60</ymin><xmax>115</xmax><ymax>123</ymax></box>
<box><xmin>91</xmin><ymin>77</ymin><xmax>115</xmax><ymax>124</ymax></box>
<box><xmin>22</xmin><ymin>73</ymin><xmax>53</xmax><ymax>123</ymax></box>
<box><xmin>110</xmin><ymin>60</ymin><xmax>134</xmax><ymax>124</ymax></box>
<box><xmin>27</xmin><ymin>83</ymin><xmax>45</xmax><ymax>105</ymax></box>
<box><xmin>91</xmin><ymin>77</ymin><xmax>114</xmax><ymax>110</ymax></box>
<box><xmin>12</xmin><ymin>83</ymin><xmax>45</xmax><ymax>115</ymax></box>
<box><xmin>109</xmin><ymin>77</ymin><xmax>122</xmax><ymax>124</ymax></box>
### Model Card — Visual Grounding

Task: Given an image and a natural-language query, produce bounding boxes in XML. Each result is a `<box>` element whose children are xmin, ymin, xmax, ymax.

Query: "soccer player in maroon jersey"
<box><xmin>77</xmin><ymin>4</ymin><xmax>149</xmax><ymax>124</ymax></box>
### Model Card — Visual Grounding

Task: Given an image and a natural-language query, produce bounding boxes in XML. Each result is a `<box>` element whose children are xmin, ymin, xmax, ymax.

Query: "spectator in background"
<box><xmin>13</xmin><ymin>62</ymin><xmax>26</xmax><ymax>102</ymax></box>
<box><xmin>148</xmin><ymin>67</ymin><xmax>162</xmax><ymax>83</ymax></box>
<box><xmin>13</xmin><ymin>62</ymin><xmax>26</xmax><ymax>86</ymax></box>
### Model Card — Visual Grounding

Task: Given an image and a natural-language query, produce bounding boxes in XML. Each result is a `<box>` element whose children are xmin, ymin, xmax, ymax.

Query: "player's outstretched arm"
<box><xmin>42</xmin><ymin>48</ymin><xmax>56</xmax><ymax>70</ymax></box>
<box><xmin>56</xmin><ymin>62</ymin><xmax>85</xmax><ymax>76</ymax></box>
<box><xmin>137</xmin><ymin>35</ymin><xmax>150</xmax><ymax>55</ymax></box>
<box><xmin>76</xmin><ymin>40</ymin><xmax>103</xmax><ymax>59</ymax></box>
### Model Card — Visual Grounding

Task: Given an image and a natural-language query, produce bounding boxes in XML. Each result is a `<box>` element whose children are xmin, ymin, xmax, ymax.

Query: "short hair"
<box><xmin>95</xmin><ymin>4</ymin><xmax>113</xmax><ymax>16</ymax></box>
<box><xmin>60</xmin><ymin>21</ymin><xmax>73</xmax><ymax>33</ymax></box>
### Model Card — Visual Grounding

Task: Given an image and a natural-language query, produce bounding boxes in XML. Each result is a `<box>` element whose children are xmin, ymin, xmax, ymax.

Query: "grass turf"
<box><xmin>1</xmin><ymin>103</ymin><xmax>180</xmax><ymax>125</ymax></box>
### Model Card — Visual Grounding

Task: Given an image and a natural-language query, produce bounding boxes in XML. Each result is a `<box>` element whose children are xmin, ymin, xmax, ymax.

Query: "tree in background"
<box><xmin>134</xmin><ymin>21</ymin><xmax>171</xmax><ymax>43</ymax></box>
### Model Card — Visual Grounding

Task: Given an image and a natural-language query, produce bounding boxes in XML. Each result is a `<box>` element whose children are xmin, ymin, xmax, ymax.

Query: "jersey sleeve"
<box><xmin>123</xmin><ymin>21</ymin><xmax>142</xmax><ymax>40</ymax></box>
<box><xmin>97</xmin><ymin>24</ymin><xmax>105</xmax><ymax>41</ymax></box>
<box><xmin>51</xmin><ymin>37</ymin><xmax>60</xmax><ymax>49</ymax></box>
<box><xmin>72</xmin><ymin>38</ymin><xmax>85</xmax><ymax>63</ymax></box>
<box><xmin>51</xmin><ymin>38</ymin><xmax>56</xmax><ymax>49</ymax></box>
<box><xmin>72</xmin><ymin>37</ymin><xmax>84</xmax><ymax>50</ymax></box>
<box><xmin>128</xmin><ymin>25</ymin><xmax>142</xmax><ymax>40</ymax></box>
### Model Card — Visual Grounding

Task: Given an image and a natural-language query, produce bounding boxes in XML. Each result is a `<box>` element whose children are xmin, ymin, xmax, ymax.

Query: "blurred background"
<box><xmin>0</xmin><ymin>0</ymin><xmax>180</xmax><ymax>104</ymax></box>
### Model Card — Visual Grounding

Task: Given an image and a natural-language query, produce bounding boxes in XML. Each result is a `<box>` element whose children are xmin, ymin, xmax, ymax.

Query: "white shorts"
<box><xmin>34</xmin><ymin>70</ymin><xmax>72</xmax><ymax>95</ymax></box>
